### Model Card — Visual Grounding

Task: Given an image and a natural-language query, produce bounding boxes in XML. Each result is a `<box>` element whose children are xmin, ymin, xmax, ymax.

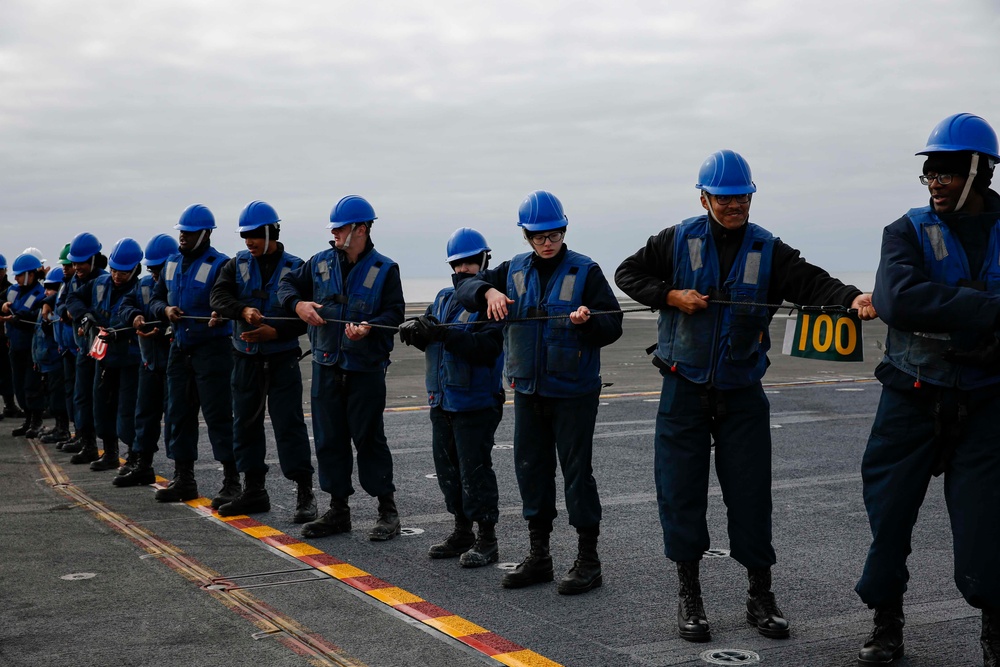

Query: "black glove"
<box><xmin>98</xmin><ymin>329</ymin><xmax>117</xmax><ymax>342</ymax></box>
<box><xmin>943</xmin><ymin>334</ymin><xmax>1000</xmax><ymax>368</ymax></box>
<box><xmin>416</xmin><ymin>315</ymin><xmax>446</xmax><ymax>342</ymax></box>
<box><xmin>398</xmin><ymin>319</ymin><xmax>418</xmax><ymax>346</ymax></box>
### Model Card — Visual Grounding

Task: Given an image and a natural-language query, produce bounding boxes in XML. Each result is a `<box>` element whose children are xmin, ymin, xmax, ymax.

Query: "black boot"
<box><xmin>41</xmin><ymin>415</ymin><xmax>71</xmax><ymax>444</ymax></box>
<box><xmin>461</xmin><ymin>521</ymin><xmax>499</xmax><ymax>568</ymax></box>
<box><xmin>502</xmin><ymin>522</ymin><xmax>554</xmax><ymax>589</ymax></box>
<box><xmin>154</xmin><ymin>460</ymin><xmax>199</xmax><ymax>502</ymax></box>
<box><xmin>116</xmin><ymin>449</ymin><xmax>139</xmax><ymax>477</ymax></box>
<box><xmin>113</xmin><ymin>450</ymin><xmax>156</xmax><ymax>487</ymax></box>
<box><xmin>11</xmin><ymin>411</ymin><xmax>34</xmax><ymax>437</ymax></box>
<box><xmin>292</xmin><ymin>475</ymin><xmax>317</xmax><ymax>524</ymax></box>
<box><xmin>301</xmin><ymin>496</ymin><xmax>351</xmax><ymax>538</ymax></box>
<box><xmin>369</xmin><ymin>493</ymin><xmax>401</xmax><ymax>541</ymax></box>
<box><xmin>677</xmin><ymin>560</ymin><xmax>711</xmax><ymax>642</ymax></box>
<box><xmin>211</xmin><ymin>461</ymin><xmax>241</xmax><ymax>510</ymax></box>
<box><xmin>218</xmin><ymin>471</ymin><xmax>270</xmax><ymax>517</ymax></box>
<box><xmin>858</xmin><ymin>599</ymin><xmax>904</xmax><ymax>665</ymax></box>
<box><xmin>89</xmin><ymin>439</ymin><xmax>121</xmax><ymax>471</ymax></box>
<box><xmin>558</xmin><ymin>525</ymin><xmax>603</xmax><ymax>595</ymax></box>
<box><xmin>61</xmin><ymin>431</ymin><xmax>87</xmax><ymax>453</ymax></box>
<box><xmin>983</xmin><ymin>608</ymin><xmax>999</xmax><ymax>667</ymax></box>
<box><xmin>429</xmin><ymin>516</ymin><xmax>475</xmax><ymax>558</ymax></box>
<box><xmin>70</xmin><ymin>436</ymin><xmax>100</xmax><ymax>464</ymax></box>
<box><xmin>746</xmin><ymin>567</ymin><xmax>790</xmax><ymax>638</ymax></box>
<box><xmin>24</xmin><ymin>411</ymin><xmax>45</xmax><ymax>438</ymax></box>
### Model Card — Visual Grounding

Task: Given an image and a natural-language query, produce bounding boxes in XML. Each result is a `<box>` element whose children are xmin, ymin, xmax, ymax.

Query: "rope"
<box><xmin>708</xmin><ymin>299</ymin><xmax>858</xmax><ymax>315</ymax></box>
<box><xmin>96</xmin><ymin>302</ymin><xmax>855</xmax><ymax>337</ymax></box>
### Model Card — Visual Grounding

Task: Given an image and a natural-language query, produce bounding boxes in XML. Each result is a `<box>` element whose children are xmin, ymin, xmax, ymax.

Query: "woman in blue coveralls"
<box><xmin>455</xmin><ymin>191</ymin><xmax>623</xmax><ymax>595</ymax></box>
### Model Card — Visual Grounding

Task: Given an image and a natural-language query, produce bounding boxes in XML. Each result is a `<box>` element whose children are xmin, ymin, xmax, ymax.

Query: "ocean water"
<box><xmin>402</xmin><ymin>270</ymin><xmax>878</xmax><ymax>306</ymax></box>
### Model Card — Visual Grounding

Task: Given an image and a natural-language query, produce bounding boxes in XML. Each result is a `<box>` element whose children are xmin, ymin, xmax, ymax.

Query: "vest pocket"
<box><xmin>505</xmin><ymin>323</ymin><xmax>535</xmax><ymax>379</ymax></box>
<box><xmin>546</xmin><ymin>343</ymin><xmax>580</xmax><ymax>376</ymax></box>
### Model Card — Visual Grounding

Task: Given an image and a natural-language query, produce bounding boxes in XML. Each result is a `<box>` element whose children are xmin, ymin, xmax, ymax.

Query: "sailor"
<box><xmin>2</xmin><ymin>253</ymin><xmax>47</xmax><ymax>437</ymax></box>
<box><xmin>209</xmin><ymin>201</ymin><xmax>316</xmax><ymax>523</ymax></box>
<box><xmin>31</xmin><ymin>268</ymin><xmax>70</xmax><ymax>442</ymax></box>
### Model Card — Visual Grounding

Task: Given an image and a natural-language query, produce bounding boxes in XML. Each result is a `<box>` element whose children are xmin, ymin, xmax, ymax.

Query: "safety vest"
<box><xmin>307</xmin><ymin>247</ymin><xmax>396</xmax><ymax>371</ymax></box>
<box><xmin>31</xmin><ymin>314</ymin><xmax>61</xmax><ymax>371</ymax></box>
<box><xmin>54</xmin><ymin>282</ymin><xmax>77</xmax><ymax>357</ymax></box>
<box><xmin>68</xmin><ymin>269</ymin><xmax>107</xmax><ymax>351</ymax></box>
<box><xmin>883</xmin><ymin>206</ymin><xmax>1000</xmax><ymax>389</ymax></box>
<box><xmin>91</xmin><ymin>273</ymin><xmax>140</xmax><ymax>367</ymax></box>
<box><xmin>133</xmin><ymin>274</ymin><xmax>169</xmax><ymax>371</ymax></box>
<box><xmin>656</xmin><ymin>216</ymin><xmax>775</xmax><ymax>389</ymax></box>
<box><xmin>5</xmin><ymin>282</ymin><xmax>45</xmax><ymax>351</ymax></box>
<box><xmin>232</xmin><ymin>249</ymin><xmax>302</xmax><ymax>356</ymax></box>
<box><xmin>424</xmin><ymin>287</ymin><xmax>503</xmax><ymax>411</ymax></box>
<box><xmin>504</xmin><ymin>249</ymin><xmax>601</xmax><ymax>397</ymax></box>
<box><xmin>162</xmin><ymin>248</ymin><xmax>232</xmax><ymax>348</ymax></box>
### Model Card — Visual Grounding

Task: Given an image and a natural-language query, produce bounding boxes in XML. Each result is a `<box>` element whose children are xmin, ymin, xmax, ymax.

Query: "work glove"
<box><xmin>397</xmin><ymin>318</ymin><xmax>429</xmax><ymax>351</ymax></box>
<box><xmin>416</xmin><ymin>315</ymin><xmax>446</xmax><ymax>342</ymax></box>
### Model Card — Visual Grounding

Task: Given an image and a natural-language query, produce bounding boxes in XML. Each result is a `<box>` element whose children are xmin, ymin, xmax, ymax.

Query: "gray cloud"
<box><xmin>1</xmin><ymin>0</ymin><xmax>998</xmax><ymax>293</ymax></box>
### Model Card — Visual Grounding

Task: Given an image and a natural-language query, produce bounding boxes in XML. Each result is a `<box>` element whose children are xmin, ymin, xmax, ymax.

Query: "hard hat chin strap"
<box><xmin>702</xmin><ymin>193</ymin><xmax>721</xmax><ymax>224</ymax></box>
<box><xmin>342</xmin><ymin>223</ymin><xmax>357</xmax><ymax>250</ymax></box>
<box><xmin>194</xmin><ymin>230</ymin><xmax>207</xmax><ymax>251</ymax></box>
<box><xmin>264</xmin><ymin>225</ymin><xmax>270</xmax><ymax>252</ymax></box>
<box><xmin>956</xmin><ymin>153</ymin><xmax>980</xmax><ymax>211</ymax></box>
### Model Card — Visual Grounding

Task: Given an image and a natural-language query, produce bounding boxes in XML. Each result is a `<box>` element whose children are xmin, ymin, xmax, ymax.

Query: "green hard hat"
<box><xmin>58</xmin><ymin>243</ymin><xmax>72</xmax><ymax>265</ymax></box>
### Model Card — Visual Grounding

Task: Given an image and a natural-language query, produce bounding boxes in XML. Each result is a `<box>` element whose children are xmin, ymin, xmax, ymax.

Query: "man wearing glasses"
<box><xmin>854</xmin><ymin>114</ymin><xmax>1000</xmax><ymax>666</ymax></box>
<box><xmin>456</xmin><ymin>190</ymin><xmax>623</xmax><ymax>595</ymax></box>
<box><xmin>616</xmin><ymin>150</ymin><xmax>875</xmax><ymax>644</ymax></box>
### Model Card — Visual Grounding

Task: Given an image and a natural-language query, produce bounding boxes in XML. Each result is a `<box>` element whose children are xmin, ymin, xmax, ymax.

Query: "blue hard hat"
<box><xmin>175</xmin><ymin>204</ymin><xmax>216</xmax><ymax>231</ymax></box>
<box><xmin>67</xmin><ymin>232</ymin><xmax>103</xmax><ymax>263</ymax></box>
<box><xmin>11</xmin><ymin>253</ymin><xmax>42</xmax><ymax>275</ymax></box>
<box><xmin>44</xmin><ymin>266</ymin><xmax>64</xmax><ymax>284</ymax></box>
<box><xmin>446</xmin><ymin>228</ymin><xmax>491</xmax><ymax>263</ymax></box>
<box><xmin>0</xmin><ymin>254</ymin><xmax>6</xmax><ymax>270</ymax></box>
<box><xmin>142</xmin><ymin>233</ymin><xmax>179</xmax><ymax>267</ymax></box>
<box><xmin>238</xmin><ymin>200</ymin><xmax>281</xmax><ymax>232</ymax></box>
<box><xmin>696</xmin><ymin>150</ymin><xmax>757</xmax><ymax>195</ymax></box>
<box><xmin>517</xmin><ymin>190</ymin><xmax>569</xmax><ymax>232</ymax></box>
<box><xmin>108</xmin><ymin>238</ymin><xmax>144</xmax><ymax>271</ymax></box>
<box><xmin>916</xmin><ymin>113</ymin><xmax>1000</xmax><ymax>161</ymax></box>
<box><xmin>328</xmin><ymin>195</ymin><xmax>377</xmax><ymax>229</ymax></box>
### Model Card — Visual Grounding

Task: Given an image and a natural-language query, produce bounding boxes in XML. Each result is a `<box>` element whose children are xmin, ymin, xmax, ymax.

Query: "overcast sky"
<box><xmin>2</xmin><ymin>0</ymin><xmax>998</xmax><ymax>298</ymax></box>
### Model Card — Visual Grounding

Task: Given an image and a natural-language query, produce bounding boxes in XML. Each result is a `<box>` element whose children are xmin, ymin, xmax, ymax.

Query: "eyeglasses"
<box><xmin>919</xmin><ymin>173</ymin><xmax>956</xmax><ymax>186</ymax></box>
<box><xmin>712</xmin><ymin>194</ymin><xmax>751</xmax><ymax>205</ymax></box>
<box><xmin>528</xmin><ymin>231</ymin><xmax>565</xmax><ymax>246</ymax></box>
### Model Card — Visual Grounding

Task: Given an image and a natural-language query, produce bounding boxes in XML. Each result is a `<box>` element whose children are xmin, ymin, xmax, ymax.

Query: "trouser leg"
<box><xmin>345</xmin><ymin>369</ymin><xmax>394</xmax><ymax>497</ymax></box>
<box><xmin>512</xmin><ymin>392</ymin><xmax>558</xmax><ymax>524</ymax></box>
<box><xmin>232</xmin><ymin>354</ymin><xmax>268</xmax><ymax>475</ymax></box>
<box><xmin>946</xmin><ymin>390</ymin><xmax>1000</xmax><ymax>609</ymax></box>
<box><xmin>74</xmin><ymin>354</ymin><xmax>96</xmax><ymax>436</ymax></box>
<box><xmin>266</xmin><ymin>349</ymin><xmax>313</xmax><ymax>481</ymax></box>
<box><xmin>551</xmin><ymin>390</ymin><xmax>602</xmax><ymax>528</ymax></box>
<box><xmin>191</xmin><ymin>338</ymin><xmax>234</xmax><ymax>464</ymax></box>
<box><xmin>855</xmin><ymin>385</ymin><xmax>935</xmax><ymax>607</ymax></box>
<box><xmin>712</xmin><ymin>382</ymin><xmax>776</xmax><ymax>569</ymax></box>
<box><xmin>133</xmin><ymin>366</ymin><xmax>165</xmax><ymax>455</ymax></box>
<box><xmin>311</xmin><ymin>362</ymin><xmax>354</xmax><ymax>498</ymax></box>
<box><xmin>164</xmin><ymin>343</ymin><xmax>200</xmax><ymax>461</ymax></box>
<box><xmin>654</xmin><ymin>373</ymin><xmax>713</xmax><ymax>562</ymax></box>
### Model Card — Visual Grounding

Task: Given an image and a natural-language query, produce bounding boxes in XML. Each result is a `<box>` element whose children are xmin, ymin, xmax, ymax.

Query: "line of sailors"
<box><xmin>4</xmin><ymin>113</ymin><xmax>998</xmax><ymax>666</ymax></box>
